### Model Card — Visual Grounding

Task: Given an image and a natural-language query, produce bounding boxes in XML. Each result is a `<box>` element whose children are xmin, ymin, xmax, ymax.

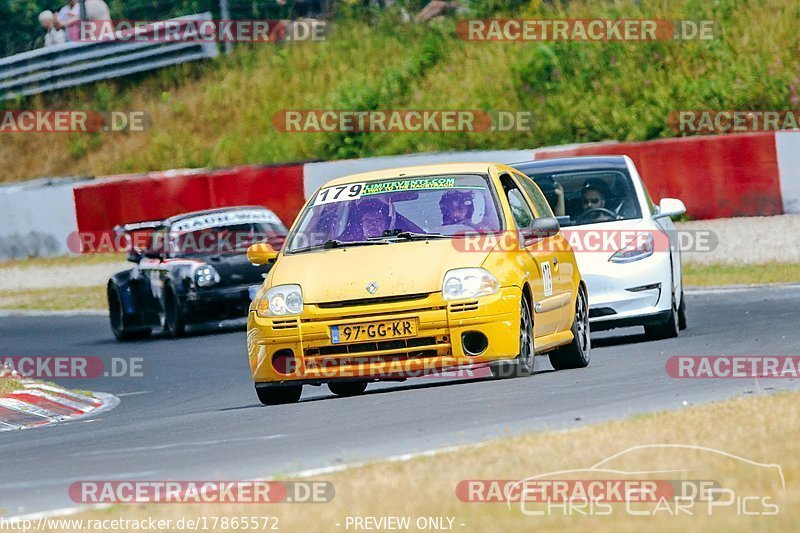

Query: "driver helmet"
<box><xmin>439</xmin><ymin>189</ymin><xmax>475</xmax><ymax>224</ymax></box>
<box><xmin>356</xmin><ymin>199</ymin><xmax>391</xmax><ymax>238</ymax></box>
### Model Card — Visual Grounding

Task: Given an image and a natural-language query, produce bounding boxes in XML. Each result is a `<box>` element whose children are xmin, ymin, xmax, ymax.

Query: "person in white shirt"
<box><xmin>38</xmin><ymin>10</ymin><xmax>67</xmax><ymax>47</ymax></box>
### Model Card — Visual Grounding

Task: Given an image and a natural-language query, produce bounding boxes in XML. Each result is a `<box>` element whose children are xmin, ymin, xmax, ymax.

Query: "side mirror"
<box><xmin>654</xmin><ymin>198</ymin><xmax>686</xmax><ymax>219</ymax></box>
<box><xmin>521</xmin><ymin>217</ymin><xmax>560</xmax><ymax>245</ymax></box>
<box><xmin>247</xmin><ymin>242</ymin><xmax>279</xmax><ymax>265</ymax></box>
<box><xmin>127</xmin><ymin>248</ymin><xmax>143</xmax><ymax>263</ymax></box>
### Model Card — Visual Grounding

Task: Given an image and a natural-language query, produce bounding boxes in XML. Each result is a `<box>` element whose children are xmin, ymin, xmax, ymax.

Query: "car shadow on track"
<box><xmin>306</xmin><ymin>368</ymin><xmax>560</xmax><ymax>402</ymax></box>
<box><xmin>218</xmin><ymin>369</ymin><xmax>557</xmax><ymax>411</ymax></box>
<box><xmin>97</xmin><ymin>320</ymin><xmax>247</xmax><ymax>345</ymax></box>
<box><xmin>590</xmin><ymin>331</ymin><xmax>650</xmax><ymax>348</ymax></box>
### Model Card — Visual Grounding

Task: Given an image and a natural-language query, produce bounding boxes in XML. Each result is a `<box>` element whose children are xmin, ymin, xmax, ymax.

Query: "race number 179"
<box><xmin>313</xmin><ymin>183</ymin><xmax>365</xmax><ymax>206</ymax></box>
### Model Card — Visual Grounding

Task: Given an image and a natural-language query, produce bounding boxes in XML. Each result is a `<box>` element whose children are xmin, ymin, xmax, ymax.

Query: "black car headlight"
<box><xmin>194</xmin><ymin>265</ymin><xmax>221</xmax><ymax>287</ymax></box>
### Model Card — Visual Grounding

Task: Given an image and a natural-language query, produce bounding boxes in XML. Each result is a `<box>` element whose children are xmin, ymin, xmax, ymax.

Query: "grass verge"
<box><xmin>683</xmin><ymin>262</ymin><xmax>800</xmax><ymax>287</ymax></box>
<box><xmin>0</xmin><ymin>253</ymin><xmax>125</xmax><ymax>270</ymax></box>
<box><xmin>0</xmin><ymin>377</ymin><xmax>23</xmax><ymax>396</ymax></box>
<box><xmin>32</xmin><ymin>390</ymin><xmax>798</xmax><ymax>532</ymax></box>
<box><xmin>0</xmin><ymin>286</ymin><xmax>106</xmax><ymax>311</ymax></box>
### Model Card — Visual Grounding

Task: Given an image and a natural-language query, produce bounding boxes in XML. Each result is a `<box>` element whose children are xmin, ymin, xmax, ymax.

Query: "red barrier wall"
<box><xmin>534</xmin><ymin>132</ymin><xmax>782</xmax><ymax>219</ymax></box>
<box><xmin>73</xmin><ymin>164</ymin><xmax>306</xmax><ymax>248</ymax></box>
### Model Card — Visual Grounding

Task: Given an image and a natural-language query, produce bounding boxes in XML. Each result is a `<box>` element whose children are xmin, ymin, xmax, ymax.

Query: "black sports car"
<box><xmin>107</xmin><ymin>206</ymin><xmax>287</xmax><ymax>340</ymax></box>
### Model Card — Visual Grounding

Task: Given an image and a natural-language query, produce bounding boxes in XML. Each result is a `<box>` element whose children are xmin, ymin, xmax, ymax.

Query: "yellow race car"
<box><xmin>246</xmin><ymin>162</ymin><xmax>590</xmax><ymax>405</ymax></box>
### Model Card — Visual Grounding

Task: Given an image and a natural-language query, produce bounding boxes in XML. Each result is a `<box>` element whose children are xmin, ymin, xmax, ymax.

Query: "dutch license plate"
<box><xmin>331</xmin><ymin>319</ymin><xmax>417</xmax><ymax>344</ymax></box>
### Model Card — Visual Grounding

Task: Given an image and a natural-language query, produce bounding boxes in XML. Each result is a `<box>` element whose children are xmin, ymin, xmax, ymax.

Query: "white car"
<box><xmin>514</xmin><ymin>156</ymin><xmax>687</xmax><ymax>340</ymax></box>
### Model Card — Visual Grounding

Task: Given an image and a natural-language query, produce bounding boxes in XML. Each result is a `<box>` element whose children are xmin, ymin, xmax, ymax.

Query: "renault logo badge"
<box><xmin>366</xmin><ymin>282</ymin><xmax>379</xmax><ymax>294</ymax></box>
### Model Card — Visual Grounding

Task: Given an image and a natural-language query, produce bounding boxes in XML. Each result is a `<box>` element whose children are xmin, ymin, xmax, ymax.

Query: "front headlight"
<box><xmin>609</xmin><ymin>233</ymin><xmax>654</xmax><ymax>263</ymax></box>
<box><xmin>194</xmin><ymin>265</ymin><xmax>220</xmax><ymax>287</ymax></box>
<box><xmin>442</xmin><ymin>268</ymin><xmax>499</xmax><ymax>300</ymax></box>
<box><xmin>256</xmin><ymin>284</ymin><xmax>303</xmax><ymax>317</ymax></box>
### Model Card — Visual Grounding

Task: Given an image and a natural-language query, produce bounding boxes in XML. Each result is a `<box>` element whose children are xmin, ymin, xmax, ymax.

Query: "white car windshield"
<box><xmin>286</xmin><ymin>174</ymin><xmax>503</xmax><ymax>253</ymax></box>
<box><xmin>523</xmin><ymin>169</ymin><xmax>642</xmax><ymax>226</ymax></box>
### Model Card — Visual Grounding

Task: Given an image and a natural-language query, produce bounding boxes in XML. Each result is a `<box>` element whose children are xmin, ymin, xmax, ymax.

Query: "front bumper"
<box><xmin>184</xmin><ymin>283</ymin><xmax>259</xmax><ymax>320</ymax></box>
<box><xmin>580</xmin><ymin>252</ymin><xmax>672</xmax><ymax>331</ymax></box>
<box><xmin>248</xmin><ymin>287</ymin><xmax>522</xmax><ymax>384</ymax></box>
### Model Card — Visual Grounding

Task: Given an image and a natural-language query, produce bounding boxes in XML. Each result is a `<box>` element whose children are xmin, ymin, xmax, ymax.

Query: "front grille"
<box><xmin>449</xmin><ymin>300</ymin><xmax>479</xmax><ymax>313</ymax></box>
<box><xmin>305</xmin><ymin>336</ymin><xmax>439</xmax><ymax>357</ymax></box>
<box><xmin>317</xmin><ymin>293</ymin><xmax>430</xmax><ymax>309</ymax></box>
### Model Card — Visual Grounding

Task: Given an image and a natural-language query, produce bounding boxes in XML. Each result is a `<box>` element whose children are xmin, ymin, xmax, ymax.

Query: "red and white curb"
<box><xmin>0</xmin><ymin>382</ymin><xmax>118</xmax><ymax>431</ymax></box>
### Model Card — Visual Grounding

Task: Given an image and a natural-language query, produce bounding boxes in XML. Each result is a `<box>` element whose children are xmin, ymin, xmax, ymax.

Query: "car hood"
<box><xmin>270</xmin><ymin>240</ymin><xmax>491</xmax><ymax>304</ymax></box>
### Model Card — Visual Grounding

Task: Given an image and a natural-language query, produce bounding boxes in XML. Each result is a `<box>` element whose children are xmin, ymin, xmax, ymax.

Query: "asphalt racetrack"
<box><xmin>2</xmin><ymin>285</ymin><xmax>799</xmax><ymax>516</ymax></box>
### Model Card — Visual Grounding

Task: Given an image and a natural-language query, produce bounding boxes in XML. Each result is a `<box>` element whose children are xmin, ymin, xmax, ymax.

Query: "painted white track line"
<box><xmin>685</xmin><ymin>282</ymin><xmax>800</xmax><ymax>295</ymax></box>
<box><xmin>0</xmin><ymin>309</ymin><xmax>106</xmax><ymax>317</ymax></box>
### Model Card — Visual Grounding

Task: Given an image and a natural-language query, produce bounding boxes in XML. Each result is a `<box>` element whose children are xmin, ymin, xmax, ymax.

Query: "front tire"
<box><xmin>678</xmin><ymin>290</ymin><xmax>687</xmax><ymax>330</ymax></box>
<box><xmin>108</xmin><ymin>284</ymin><xmax>151</xmax><ymax>341</ymax></box>
<box><xmin>328</xmin><ymin>381</ymin><xmax>369</xmax><ymax>397</ymax></box>
<box><xmin>256</xmin><ymin>385</ymin><xmax>302</xmax><ymax>405</ymax></box>
<box><xmin>491</xmin><ymin>296</ymin><xmax>535</xmax><ymax>379</ymax></box>
<box><xmin>549</xmin><ymin>287</ymin><xmax>591</xmax><ymax>370</ymax></box>
<box><xmin>163</xmin><ymin>286</ymin><xmax>186</xmax><ymax>338</ymax></box>
<box><xmin>644</xmin><ymin>291</ymin><xmax>679</xmax><ymax>340</ymax></box>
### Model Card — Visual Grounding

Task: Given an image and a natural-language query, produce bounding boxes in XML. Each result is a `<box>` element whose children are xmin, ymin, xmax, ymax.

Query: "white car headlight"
<box><xmin>194</xmin><ymin>265</ymin><xmax>220</xmax><ymax>287</ymax></box>
<box><xmin>609</xmin><ymin>233</ymin><xmax>654</xmax><ymax>263</ymax></box>
<box><xmin>442</xmin><ymin>268</ymin><xmax>499</xmax><ymax>300</ymax></box>
<box><xmin>256</xmin><ymin>284</ymin><xmax>303</xmax><ymax>317</ymax></box>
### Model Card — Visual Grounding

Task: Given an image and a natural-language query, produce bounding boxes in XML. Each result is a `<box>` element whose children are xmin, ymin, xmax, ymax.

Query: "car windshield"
<box><xmin>520</xmin><ymin>169</ymin><xmax>642</xmax><ymax>226</ymax></box>
<box><xmin>168</xmin><ymin>222</ymin><xmax>286</xmax><ymax>257</ymax></box>
<box><xmin>285</xmin><ymin>174</ymin><xmax>502</xmax><ymax>253</ymax></box>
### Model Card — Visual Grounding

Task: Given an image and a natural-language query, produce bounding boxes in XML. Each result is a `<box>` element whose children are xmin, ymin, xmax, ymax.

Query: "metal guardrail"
<box><xmin>0</xmin><ymin>12</ymin><xmax>219</xmax><ymax>101</ymax></box>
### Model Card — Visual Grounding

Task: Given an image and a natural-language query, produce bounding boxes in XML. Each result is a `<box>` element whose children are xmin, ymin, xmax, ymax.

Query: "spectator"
<box><xmin>38</xmin><ymin>10</ymin><xmax>67</xmax><ymax>47</ymax></box>
<box><xmin>54</xmin><ymin>0</ymin><xmax>111</xmax><ymax>42</ymax></box>
<box><xmin>84</xmin><ymin>0</ymin><xmax>111</xmax><ymax>21</ymax></box>
<box><xmin>54</xmin><ymin>0</ymin><xmax>81</xmax><ymax>41</ymax></box>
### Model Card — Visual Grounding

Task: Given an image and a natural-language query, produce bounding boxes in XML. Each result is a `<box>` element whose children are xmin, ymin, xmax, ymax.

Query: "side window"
<box><xmin>500</xmin><ymin>174</ymin><xmax>534</xmax><ymax>229</ymax></box>
<box><xmin>517</xmin><ymin>173</ymin><xmax>555</xmax><ymax>218</ymax></box>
